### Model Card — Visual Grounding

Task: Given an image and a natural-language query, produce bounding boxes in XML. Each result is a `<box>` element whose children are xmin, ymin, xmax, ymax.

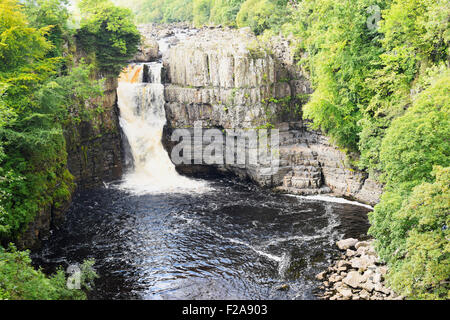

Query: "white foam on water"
<box><xmin>226</xmin><ymin>237</ymin><xmax>283</xmax><ymax>264</ymax></box>
<box><xmin>277</xmin><ymin>252</ymin><xmax>291</xmax><ymax>277</ymax></box>
<box><xmin>287</xmin><ymin>194</ymin><xmax>373</xmax><ymax>210</ymax></box>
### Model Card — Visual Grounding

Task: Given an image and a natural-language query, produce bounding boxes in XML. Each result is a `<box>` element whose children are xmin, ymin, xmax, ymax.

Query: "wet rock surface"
<box><xmin>138</xmin><ymin>24</ymin><xmax>383</xmax><ymax>205</ymax></box>
<box><xmin>316</xmin><ymin>238</ymin><xmax>403</xmax><ymax>300</ymax></box>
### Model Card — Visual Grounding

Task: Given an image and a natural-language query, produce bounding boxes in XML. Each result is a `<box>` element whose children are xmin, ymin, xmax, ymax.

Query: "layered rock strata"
<box><xmin>155</xmin><ymin>27</ymin><xmax>382</xmax><ymax>205</ymax></box>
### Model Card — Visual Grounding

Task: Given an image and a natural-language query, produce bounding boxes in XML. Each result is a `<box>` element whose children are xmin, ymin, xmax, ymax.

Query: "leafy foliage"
<box><xmin>22</xmin><ymin>0</ymin><xmax>72</xmax><ymax>57</ymax></box>
<box><xmin>284</xmin><ymin>0</ymin><xmax>388</xmax><ymax>152</ymax></box>
<box><xmin>0</xmin><ymin>0</ymin><xmax>136</xmax><ymax>300</ymax></box>
<box><xmin>209</xmin><ymin>0</ymin><xmax>245</xmax><ymax>26</ymax></box>
<box><xmin>236</xmin><ymin>0</ymin><xmax>289</xmax><ymax>34</ymax></box>
<box><xmin>378</xmin><ymin>70</ymin><xmax>450</xmax><ymax>187</ymax></box>
<box><xmin>0</xmin><ymin>244</ymin><xmax>97</xmax><ymax>300</ymax></box>
<box><xmin>370</xmin><ymin>167</ymin><xmax>449</xmax><ymax>300</ymax></box>
<box><xmin>113</xmin><ymin>0</ymin><xmax>288</xmax><ymax>32</ymax></box>
<box><xmin>0</xmin><ymin>0</ymin><xmax>448</xmax><ymax>301</ymax></box>
<box><xmin>76</xmin><ymin>0</ymin><xmax>140</xmax><ymax>75</ymax></box>
<box><xmin>368</xmin><ymin>70</ymin><xmax>450</xmax><ymax>299</ymax></box>
<box><xmin>388</xmin><ymin>167</ymin><xmax>449</xmax><ymax>300</ymax></box>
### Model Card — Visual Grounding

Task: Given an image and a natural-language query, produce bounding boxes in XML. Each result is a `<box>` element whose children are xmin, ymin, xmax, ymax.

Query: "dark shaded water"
<box><xmin>33</xmin><ymin>178</ymin><xmax>371</xmax><ymax>300</ymax></box>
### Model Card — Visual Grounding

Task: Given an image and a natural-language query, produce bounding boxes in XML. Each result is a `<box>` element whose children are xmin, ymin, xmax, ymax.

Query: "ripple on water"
<box><xmin>32</xmin><ymin>178</ymin><xmax>371</xmax><ymax>300</ymax></box>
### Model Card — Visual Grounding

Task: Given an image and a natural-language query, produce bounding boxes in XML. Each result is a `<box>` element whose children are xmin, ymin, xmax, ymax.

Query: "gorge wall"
<box><xmin>64</xmin><ymin>76</ymin><xmax>123</xmax><ymax>189</ymax></box>
<box><xmin>156</xmin><ymin>27</ymin><xmax>382</xmax><ymax>206</ymax></box>
<box><xmin>19</xmin><ymin>70</ymin><xmax>124</xmax><ymax>250</ymax></box>
<box><xmin>21</xmin><ymin>25</ymin><xmax>382</xmax><ymax>249</ymax></box>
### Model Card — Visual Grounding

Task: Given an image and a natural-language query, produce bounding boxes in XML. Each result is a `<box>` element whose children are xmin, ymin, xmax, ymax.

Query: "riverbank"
<box><xmin>316</xmin><ymin>238</ymin><xmax>403</xmax><ymax>300</ymax></box>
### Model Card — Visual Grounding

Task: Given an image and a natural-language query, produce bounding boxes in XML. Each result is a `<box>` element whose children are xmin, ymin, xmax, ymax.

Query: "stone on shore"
<box><xmin>343</xmin><ymin>271</ymin><xmax>364</xmax><ymax>289</ymax></box>
<box><xmin>316</xmin><ymin>271</ymin><xmax>327</xmax><ymax>281</ymax></box>
<box><xmin>336</xmin><ymin>238</ymin><xmax>358</xmax><ymax>250</ymax></box>
<box><xmin>315</xmin><ymin>237</ymin><xmax>402</xmax><ymax>301</ymax></box>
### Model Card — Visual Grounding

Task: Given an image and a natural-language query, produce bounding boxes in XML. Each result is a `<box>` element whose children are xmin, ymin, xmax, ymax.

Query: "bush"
<box><xmin>0</xmin><ymin>244</ymin><xmax>97</xmax><ymax>300</ymax></box>
<box><xmin>378</xmin><ymin>70</ymin><xmax>450</xmax><ymax>187</ymax></box>
<box><xmin>236</xmin><ymin>0</ymin><xmax>289</xmax><ymax>35</ymax></box>
<box><xmin>76</xmin><ymin>0</ymin><xmax>140</xmax><ymax>75</ymax></box>
<box><xmin>209</xmin><ymin>0</ymin><xmax>245</xmax><ymax>26</ymax></box>
<box><xmin>379</xmin><ymin>167</ymin><xmax>449</xmax><ymax>300</ymax></box>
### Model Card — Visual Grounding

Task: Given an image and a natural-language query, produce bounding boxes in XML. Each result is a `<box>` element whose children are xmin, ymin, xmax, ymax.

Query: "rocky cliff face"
<box><xmin>64</xmin><ymin>76</ymin><xmax>123</xmax><ymax>188</ymax></box>
<box><xmin>20</xmin><ymin>72</ymin><xmax>124</xmax><ymax>250</ymax></box>
<box><xmin>157</xmin><ymin>27</ymin><xmax>382</xmax><ymax>205</ymax></box>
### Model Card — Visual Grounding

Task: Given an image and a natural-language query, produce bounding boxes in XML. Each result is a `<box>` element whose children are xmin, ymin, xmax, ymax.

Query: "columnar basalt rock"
<box><xmin>155</xmin><ymin>27</ymin><xmax>382</xmax><ymax>205</ymax></box>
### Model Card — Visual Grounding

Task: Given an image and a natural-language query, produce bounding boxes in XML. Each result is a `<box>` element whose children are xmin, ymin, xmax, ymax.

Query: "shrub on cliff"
<box><xmin>378</xmin><ymin>71</ymin><xmax>450</xmax><ymax>188</ymax></box>
<box><xmin>368</xmin><ymin>72</ymin><xmax>450</xmax><ymax>299</ymax></box>
<box><xmin>369</xmin><ymin>70</ymin><xmax>450</xmax><ymax>258</ymax></box>
<box><xmin>236</xmin><ymin>0</ymin><xmax>289</xmax><ymax>34</ymax></box>
<box><xmin>0</xmin><ymin>245</ymin><xmax>98</xmax><ymax>300</ymax></box>
<box><xmin>375</xmin><ymin>167</ymin><xmax>449</xmax><ymax>300</ymax></box>
<box><xmin>76</xmin><ymin>0</ymin><xmax>140</xmax><ymax>76</ymax></box>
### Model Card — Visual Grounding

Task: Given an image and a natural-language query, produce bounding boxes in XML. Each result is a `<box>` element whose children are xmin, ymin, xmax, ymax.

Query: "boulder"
<box><xmin>134</xmin><ymin>38</ymin><xmax>159</xmax><ymax>62</ymax></box>
<box><xmin>360</xmin><ymin>281</ymin><xmax>375</xmax><ymax>293</ymax></box>
<box><xmin>336</xmin><ymin>238</ymin><xmax>358</xmax><ymax>250</ymax></box>
<box><xmin>346</xmin><ymin>249</ymin><xmax>357</xmax><ymax>257</ymax></box>
<box><xmin>336</xmin><ymin>286</ymin><xmax>353</xmax><ymax>300</ymax></box>
<box><xmin>329</xmin><ymin>273</ymin><xmax>343</xmax><ymax>283</ymax></box>
<box><xmin>372</xmin><ymin>272</ymin><xmax>382</xmax><ymax>284</ymax></box>
<box><xmin>350</xmin><ymin>255</ymin><xmax>377</xmax><ymax>271</ymax></box>
<box><xmin>374</xmin><ymin>283</ymin><xmax>390</xmax><ymax>295</ymax></box>
<box><xmin>359</xmin><ymin>289</ymin><xmax>370</xmax><ymax>300</ymax></box>
<box><xmin>355</xmin><ymin>241</ymin><xmax>371</xmax><ymax>249</ymax></box>
<box><xmin>378</xmin><ymin>266</ymin><xmax>388</xmax><ymax>276</ymax></box>
<box><xmin>343</xmin><ymin>271</ymin><xmax>364</xmax><ymax>289</ymax></box>
<box><xmin>337</xmin><ymin>260</ymin><xmax>351</xmax><ymax>269</ymax></box>
<box><xmin>316</xmin><ymin>271</ymin><xmax>327</xmax><ymax>281</ymax></box>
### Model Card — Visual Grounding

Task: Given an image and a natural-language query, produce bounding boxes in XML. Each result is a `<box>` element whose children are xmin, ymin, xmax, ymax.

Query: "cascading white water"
<box><xmin>117</xmin><ymin>62</ymin><xmax>208</xmax><ymax>193</ymax></box>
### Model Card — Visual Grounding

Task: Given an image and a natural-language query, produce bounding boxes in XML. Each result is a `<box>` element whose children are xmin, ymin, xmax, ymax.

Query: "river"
<box><xmin>32</xmin><ymin>32</ymin><xmax>372</xmax><ymax>300</ymax></box>
<box><xmin>33</xmin><ymin>177</ymin><xmax>371</xmax><ymax>300</ymax></box>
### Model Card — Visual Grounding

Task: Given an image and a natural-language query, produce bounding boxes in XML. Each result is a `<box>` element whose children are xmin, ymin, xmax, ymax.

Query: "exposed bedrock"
<box><xmin>64</xmin><ymin>76</ymin><xmax>123</xmax><ymax>189</ymax></box>
<box><xmin>156</xmin><ymin>27</ymin><xmax>382</xmax><ymax>205</ymax></box>
<box><xmin>20</xmin><ymin>73</ymin><xmax>124</xmax><ymax>249</ymax></box>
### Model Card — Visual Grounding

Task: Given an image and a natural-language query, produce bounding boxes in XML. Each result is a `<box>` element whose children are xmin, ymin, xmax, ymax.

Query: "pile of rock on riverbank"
<box><xmin>316</xmin><ymin>238</ymin><xmax>404</xmax><ymax>300</ymax></box>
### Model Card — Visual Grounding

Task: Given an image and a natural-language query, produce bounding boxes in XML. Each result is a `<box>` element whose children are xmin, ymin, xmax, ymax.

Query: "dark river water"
<box><xmin>33</xmin><ymin>177</ymin><xmax>371</xmax><ymax>300</ymax></box>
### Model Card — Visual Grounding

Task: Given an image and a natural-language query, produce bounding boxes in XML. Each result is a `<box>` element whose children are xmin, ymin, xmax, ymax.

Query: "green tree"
<box><xmin>368</xmin><ymin>70</ymin><xmax>450</xmax><ymax>299</ymax></box>
<box><xmin>193</xmin><ymin>0</ymin><xmax>211</xmax><ymax>26</ymax></box>
<box><xmin>209</xmin><ymin>0</ymin><xmax>245</xmax><ymax>25</ymax></box>
<box><xmin>0</xmin><ymin>245</ymin><xmax>98</xmax><ymax>300</ymax></box>
<box><xmin>76</xmin><ymin>0</ymin><xmax>140</xmax><ymax>75</ymax></box>
<box><xmin>380</xmin><ymin>167</ymin><xmax>449</xmax><ymax>300</ymax></box>
<box><xmin>378</xmin><ymin>70</ymin><xmax>450</xmax><ymax>187</ymax></box>
<box><xmin>289</xmin><ymin>0</ymin><xmax>387</xmax><ymax>152</ymax></box>
<box><xmin>22</xmin><ymin>0</ymin><xmax>72</xmax><ymax>57</ymax></box>
<box><xmin>236</xmin><ymin>0</ymin><xmax>289</xmax><ymax>35</ymax></box>
<box><xmin>359</xmin><ymin>0</ymin><xmax>450</xmax><ymax>171</ymax></box>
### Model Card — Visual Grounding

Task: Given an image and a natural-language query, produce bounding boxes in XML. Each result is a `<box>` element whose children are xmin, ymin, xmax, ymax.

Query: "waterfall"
<box><xmin>117</xmin><ymin>62</ymin><xmax>208</xmax><ymax>194</ymax></box>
